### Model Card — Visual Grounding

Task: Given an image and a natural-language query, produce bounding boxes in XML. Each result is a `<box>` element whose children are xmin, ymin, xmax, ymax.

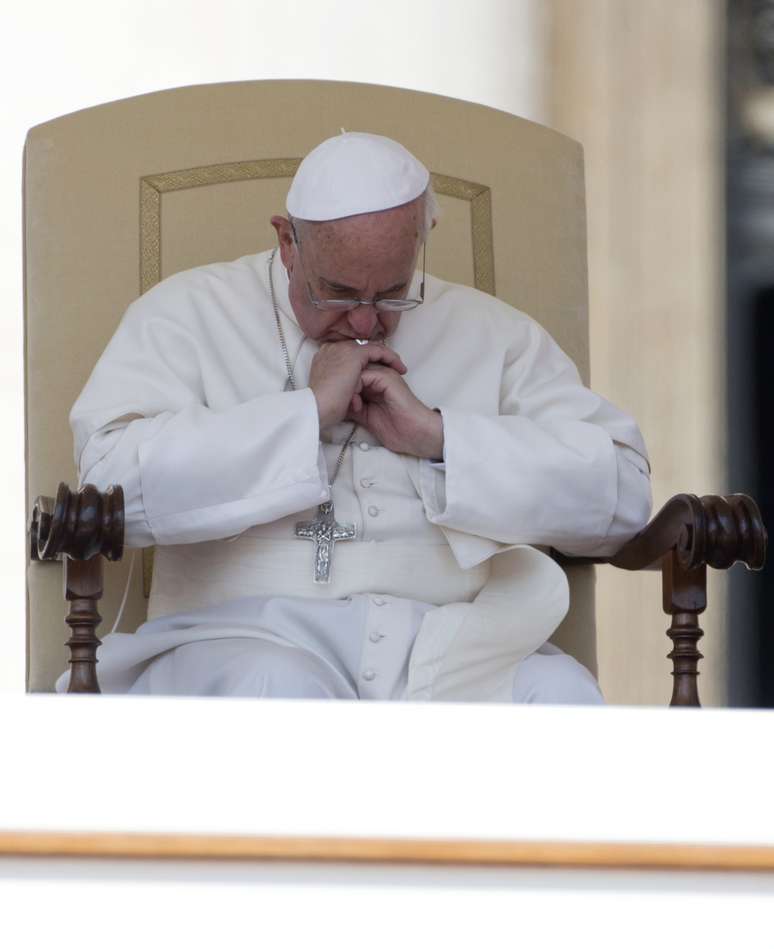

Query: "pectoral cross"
<box><xmin>295</xmin><ymin>500</ymin><xmax>357</xmax><ymax>583</ymax></box>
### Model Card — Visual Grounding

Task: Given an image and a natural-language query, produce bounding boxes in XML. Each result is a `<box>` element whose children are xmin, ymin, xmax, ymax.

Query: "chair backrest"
<box><xmin>24</xmin><ymin>79</ymin><xmax>594</xmax><ymax>692</ymax></box>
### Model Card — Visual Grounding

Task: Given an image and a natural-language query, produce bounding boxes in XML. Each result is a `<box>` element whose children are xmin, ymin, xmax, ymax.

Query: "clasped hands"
<box><xmin>308</xmin><ymin>340</ymin><xmax>444</xmax><ymax>461</ymax></box>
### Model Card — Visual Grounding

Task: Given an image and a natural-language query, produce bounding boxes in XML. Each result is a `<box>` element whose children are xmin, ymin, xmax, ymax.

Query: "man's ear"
<box><xmin>270</xmin><ymin>215</ymin><xmax>295</xmax><ymax>269</ymax></box>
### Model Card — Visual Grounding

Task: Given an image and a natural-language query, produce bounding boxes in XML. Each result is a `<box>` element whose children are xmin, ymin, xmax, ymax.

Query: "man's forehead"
<box><xmin>304</xmin><ymin>231</ymin><xmax>419</xmax><ymax>285</ymax></box>
<box><xmin>303</xmin><ymin>213</ymin><xmax>421</xmax><ymax>291</ymax></box>
<box><xmin>302</xmin><ymin>199</ymin><xmax>423</xmax><ymax>248</ymax></box>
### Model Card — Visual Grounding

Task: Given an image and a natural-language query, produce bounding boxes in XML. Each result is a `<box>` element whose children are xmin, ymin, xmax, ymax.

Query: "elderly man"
<box><xmin>54</xmin><ymin>132</ymin><xmax>651</xmax><ymax>703</ymax></box>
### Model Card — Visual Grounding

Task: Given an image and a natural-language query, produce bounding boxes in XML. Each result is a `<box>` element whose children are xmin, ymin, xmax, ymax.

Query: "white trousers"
<box><xmin>127</xmin><ymin>636</ymin><xmax>604</xmax><ymax>705</ymax></box>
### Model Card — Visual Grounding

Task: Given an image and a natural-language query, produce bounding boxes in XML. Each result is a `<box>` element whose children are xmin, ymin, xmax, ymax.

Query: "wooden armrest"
<box><xmin>554</xmin><ymin>493</ymin><xmax>767</xmax><ymax>573</ymax></box>
<box><xmin>29</xmin><ymin>483</ymin><xmax>125</xmax><ymax>694</ymax></box>
<box><xmin>555</xmin><ymin>493</ymin><xmax>767</xmax><ymax>707</ymax></box>
<box><xmin>29</xmin><ymin>487</ymin><xmax>767</xmax><ymax>705</ymax></box>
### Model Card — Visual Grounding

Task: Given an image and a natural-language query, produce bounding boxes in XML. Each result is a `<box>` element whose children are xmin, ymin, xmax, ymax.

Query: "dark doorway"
<box><xmin>727</xmin><ymin>0</ymin><xmax>774</xmax><ymax>705</ymax></box>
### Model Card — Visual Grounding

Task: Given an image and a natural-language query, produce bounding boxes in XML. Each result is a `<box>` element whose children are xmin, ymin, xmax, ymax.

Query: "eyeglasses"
<box><xmin>290</xmin><ymin>221</ymin><xmax>426</xmax><ymax>313</ymax></box>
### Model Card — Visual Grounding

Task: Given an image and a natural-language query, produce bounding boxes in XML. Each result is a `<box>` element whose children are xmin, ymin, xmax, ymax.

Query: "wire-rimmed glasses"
<box><xmin>290</xmin><ymin>221</ymin><xmax>426</xmax><ymax>313</ymax></box>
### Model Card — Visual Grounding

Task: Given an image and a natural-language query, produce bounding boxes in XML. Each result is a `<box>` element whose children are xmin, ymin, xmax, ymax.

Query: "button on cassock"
<box><xmin>358</xmin><ymin>441</ymin><xmax>370</xmax><ymax>451</ymax></box>
<box><xmin>362</xmin><ymin>669</ymin><xmax>376</xmax><ymax>681</ymax></box>
<box><xmin>369</xmin><ymin>631</ymin><xmax>383</xmax><ymax>643</ymax></box>
<box><xmin>368</xmin><ymin>505</ymin><xmax>379</xmax><ymax>517</ymax></box>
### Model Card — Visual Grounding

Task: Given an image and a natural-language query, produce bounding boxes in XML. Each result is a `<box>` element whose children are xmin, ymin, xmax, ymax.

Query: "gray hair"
<box><xmin>421</xmin><ymin>183</ymin><xmax>439</xmax><ymax>238</ymax></box>
<box><xmin>290</xmin><ymin>184</ymin><xmax>438</xmax><ymax>243</ymax></box>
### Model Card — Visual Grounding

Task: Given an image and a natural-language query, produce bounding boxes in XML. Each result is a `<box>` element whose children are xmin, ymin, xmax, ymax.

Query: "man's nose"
<box><xmin>348</xmin><ymin>304</ymin><xmax>379</xmax><ymax>338</ymax></box>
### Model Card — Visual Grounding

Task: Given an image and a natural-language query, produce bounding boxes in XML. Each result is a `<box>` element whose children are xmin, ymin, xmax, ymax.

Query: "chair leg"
<box><xmin>64</xmin><ymin>556</ymin><xmax>103</xmax><ymax>693</ymax></box>
<box><xmin>662</xmin><ymin>551</ymin><xmax>706</xmax><ymax>707</ymax></box>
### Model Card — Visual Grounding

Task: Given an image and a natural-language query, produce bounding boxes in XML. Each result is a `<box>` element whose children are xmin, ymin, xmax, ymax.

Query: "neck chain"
<box><xmin>268</xmin><ymin>247</ymin><xmax>358</xmax><ymax>583</ymax></box>
<box><xmin>268</xmin><ymin>247</ymin><xmax>359</xmax><ymax>482</ymax></box>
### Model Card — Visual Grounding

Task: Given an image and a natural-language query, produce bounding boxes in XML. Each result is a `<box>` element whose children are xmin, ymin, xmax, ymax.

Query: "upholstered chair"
<box><xmin>24</xmin><ymin>80</ymin><xmax>766</xmax><ymax>701</ymax></box>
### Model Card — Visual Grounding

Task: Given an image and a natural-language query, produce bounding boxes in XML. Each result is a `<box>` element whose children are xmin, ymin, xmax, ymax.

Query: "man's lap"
<box><xmin>128</xmin><ymin>636</ymin><xmax>605</xmax><ymax>705</ymax></box>
<box><xmin>129</xmin><ymin>637</ymin><xmax>358</xmax><ymax>699</ymax></box>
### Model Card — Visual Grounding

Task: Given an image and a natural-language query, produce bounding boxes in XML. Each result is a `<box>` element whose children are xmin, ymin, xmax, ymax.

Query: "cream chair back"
<box><xmin>25</xmin><ymin>80</ymin><xmax>594</xmax><ymax>691</ymax></box>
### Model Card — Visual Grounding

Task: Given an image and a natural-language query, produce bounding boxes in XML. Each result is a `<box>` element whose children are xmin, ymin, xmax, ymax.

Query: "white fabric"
<box><xmin>121</xmin><ymin>622</ymin><xmax>604</xmax><ymax>705</ymax></box>
<box><xmin>55</xmin><ymin>248</ymin><xmax>652</xmax><ymax>700</ymax></box>
<box><xmin>509</xmin><ymin>643</ymin><xmax>605</xmax><ymax>704</ymax></box>
<box><xmin>286</xmin><ymin>131</ymin><xmax>430</xmax><ymax>221</ymax></box>
<box><xmin>79</xmin><ymin>593</ymin><xmax>434</xmax><ymax>700</ymax></box>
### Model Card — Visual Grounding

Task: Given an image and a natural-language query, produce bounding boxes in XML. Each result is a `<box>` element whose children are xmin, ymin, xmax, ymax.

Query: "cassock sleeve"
<box><xmin>417</xmin><ymin>318</ymin><xmax>652</xmax><ymax>557</ymax></box>
<box><xmin>70</xmin><ymin>288</ymin><xmax>329</xmax><ymax>548</ymax></box>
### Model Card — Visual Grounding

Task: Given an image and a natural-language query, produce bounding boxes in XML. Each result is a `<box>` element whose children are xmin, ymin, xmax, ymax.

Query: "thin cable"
<box><xmin>109</xmin><ymin>549</ymin><xmax>137</xmax><ymax>634</ymax></box>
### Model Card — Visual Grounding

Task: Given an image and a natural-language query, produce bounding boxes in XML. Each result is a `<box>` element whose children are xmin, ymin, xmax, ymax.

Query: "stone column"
<box><xmin>544</xmin><ymin>0</ymin><xmax>727</xmax><ymax>705</ymax></box>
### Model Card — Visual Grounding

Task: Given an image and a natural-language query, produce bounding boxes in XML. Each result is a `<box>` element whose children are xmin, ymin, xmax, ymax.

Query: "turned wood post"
<box><xmin>662</xmin><ymin>550</ymin><xmax>706</xmax><ymax>707</ymax></box>
<box><xmin>559</xmin><ymin>492</ymin><xmax>766</xmax><ymax>707</ymax></box>
<box><xmin>30</xmin><ymin>482</ymin><xmax>124</xmax><ymax>694</ymax></box>
<box><xmin>64</xmin><ymin>557</ymin><xmax>104</xmax><ymax>693</ymax></box>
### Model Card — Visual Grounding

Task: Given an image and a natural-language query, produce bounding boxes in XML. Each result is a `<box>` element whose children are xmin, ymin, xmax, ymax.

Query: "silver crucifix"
<box><xmin>295</xmin><ymin>500</ymin><xmax>357</xmax><ymax>583</ymax></box>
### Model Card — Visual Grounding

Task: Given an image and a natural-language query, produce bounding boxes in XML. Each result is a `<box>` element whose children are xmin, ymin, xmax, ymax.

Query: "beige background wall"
<box><xmin>544</xmin><ymin>0</ymin><xmax>727</xmax><ymax>704</ymax></box>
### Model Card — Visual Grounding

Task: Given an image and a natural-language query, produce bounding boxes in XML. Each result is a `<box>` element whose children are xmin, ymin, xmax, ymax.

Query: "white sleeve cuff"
<box><xmin>419</xmin><ymin>459</ymin><xmax>448</xmax><ymax>518</ymax></box>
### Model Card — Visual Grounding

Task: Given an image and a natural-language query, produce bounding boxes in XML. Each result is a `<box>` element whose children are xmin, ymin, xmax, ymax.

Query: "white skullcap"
<box><xmin>286</xmin><ymin>131</ymin><xmax>430</xmax><ymax>222</ymax></box>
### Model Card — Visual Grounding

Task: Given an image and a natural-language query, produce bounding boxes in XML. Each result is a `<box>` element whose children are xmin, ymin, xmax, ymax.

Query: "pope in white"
<box><xmin>54</xmin><ymin>132</ymin><xmax>652</xmax><ymax>703</ymax></box>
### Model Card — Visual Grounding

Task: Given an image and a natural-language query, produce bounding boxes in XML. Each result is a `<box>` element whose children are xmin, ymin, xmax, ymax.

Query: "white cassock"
<box><xmin>54</xmin><ymin>249</ymin><xmax>652</xmax><ymax>702</ymax></box>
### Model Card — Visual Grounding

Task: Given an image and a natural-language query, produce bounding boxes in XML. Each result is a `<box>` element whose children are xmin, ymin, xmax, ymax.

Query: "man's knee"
<box><xmin>144</xmin><ymin>638</ymin><xmax>356</xmax><ymax>699</ymax></box>
<box><xmin>242</xmin><ymin>641</ymin><xmax>355</xmax><ymax>699</ymax></box>
<box><xmin>511</xmin><ymin>649</ymin><xmax>605</xmax><ymax>705</ymax></box>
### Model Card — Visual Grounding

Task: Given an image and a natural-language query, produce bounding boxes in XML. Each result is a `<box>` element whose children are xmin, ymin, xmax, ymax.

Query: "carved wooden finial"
<box><xmin>30</xmin><ymin>482</ymin><xmax>124</xmax><ymax>563</ymax></box>
<box><xmin>664</xmin><ymin>494</ymin><xmax>766</xmax><ymax>706</ymax></box>
<box><xmin>677</xmin><ymin>494</ymin><xmax>767</xmax><ymax>572</ymax></box>
<box><xmin>555</xmin><ymin>492</ymin><xmax>767</xmax><ymax>707</ymax></box>
<box><xmin>29</xmin><ymin>483</ymin><xmax>125</xmax><ymax>693</ymax></box>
